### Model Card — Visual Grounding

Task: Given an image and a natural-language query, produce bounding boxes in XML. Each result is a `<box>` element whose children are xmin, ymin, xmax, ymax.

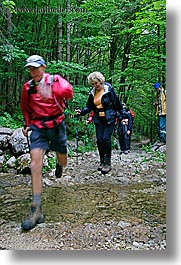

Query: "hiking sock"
<box><xmin>32</xmin><ymin>193</ymin><xmax>41</xmax><ymax>206</ymax></box>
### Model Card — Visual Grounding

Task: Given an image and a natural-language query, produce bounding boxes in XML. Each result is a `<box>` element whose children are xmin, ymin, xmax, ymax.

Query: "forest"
<box><xmin>0</xmin><ymin>0</ymin><xmax>166</xmax><ymax>146</ymax></box>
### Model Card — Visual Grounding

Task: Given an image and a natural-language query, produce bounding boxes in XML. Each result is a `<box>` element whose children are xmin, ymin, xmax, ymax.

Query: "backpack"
<box><xmin>27</xmin><ymin>75</ymin><xmax>54</xmax><ymax>96</ymax></box>
<box><xmin>27</xmin><ymin>75</ymin><xmax>66</xmax><ymax>114</ymax></box>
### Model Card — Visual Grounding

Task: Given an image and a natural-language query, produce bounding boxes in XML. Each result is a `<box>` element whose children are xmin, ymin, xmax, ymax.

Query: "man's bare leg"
<box><xmin>55</xmin><ymin>152</ymin><xmax>67</xmax><ymax>178</ymax></box>
<box><xmin>21</xmin><ymin>148</ymin><xmax>45</xmax><ymax>230</ymax></box>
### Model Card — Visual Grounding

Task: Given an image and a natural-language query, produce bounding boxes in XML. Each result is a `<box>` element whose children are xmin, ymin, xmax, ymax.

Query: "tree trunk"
<box><xmin>58</xmin><ymin>14</ymin><xmax>63</xmax><ymax>61</ymax></box>
<box><xmin>66</xmin><ymin>0</ymin><xmax>71</xmax><ymax>80</ymax></box>
<box><xmin>119</xmin><ymin>33</ymin><xmax>132</xmax><ymax>100</ymax></box>
<box><xmin>6</xmin><ymin>10</ymin><xmax>15</xmax><ymax>111</ymax></box>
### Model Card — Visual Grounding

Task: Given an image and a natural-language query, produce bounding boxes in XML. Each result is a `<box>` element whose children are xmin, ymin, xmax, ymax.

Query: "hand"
<box><xmin>22</xmin><ymin>126</ymin><xmax>31</xmax><ymax>137</ymax></box>
<box><xmin>75</xmin><ymin>108</ymin><xmax>81</xmax><ymax>115</ymax></box>
<box><xmin>86</xmin><ymin>120</ymin><xmax>90</xmax><ymax>125</ymax></box>
<box><xmin>86</xmin><ymin>116</ymin><xmax>93</xmax><ymax>125</ymax></box>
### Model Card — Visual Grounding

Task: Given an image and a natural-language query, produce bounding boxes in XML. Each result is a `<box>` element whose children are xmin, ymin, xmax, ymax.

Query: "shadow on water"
<box><xmin>0</xmin><ymin>180</ymin><xmax>166</xmax><ymax>227</ymax></box>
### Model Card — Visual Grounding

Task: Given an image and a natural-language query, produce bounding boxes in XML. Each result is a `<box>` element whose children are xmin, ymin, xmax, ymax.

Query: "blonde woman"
<box><xmin>76</xmin><ymin>71</ymin><xmax>123</xmax><ymax>174</ymax></box>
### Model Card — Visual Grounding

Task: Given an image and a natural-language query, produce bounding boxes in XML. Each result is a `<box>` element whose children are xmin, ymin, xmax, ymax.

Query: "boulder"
<box><xmin>9</xmin><ymin>128</ymin><xmax>29</xmax><ymax>155</ymax></box>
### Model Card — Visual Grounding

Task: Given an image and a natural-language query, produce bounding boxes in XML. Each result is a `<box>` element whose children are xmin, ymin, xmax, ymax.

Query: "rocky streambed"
<box><xmin>0</xmin><ymin>145</ymin><xmax>166</xmax><ymax>250</ymax></box>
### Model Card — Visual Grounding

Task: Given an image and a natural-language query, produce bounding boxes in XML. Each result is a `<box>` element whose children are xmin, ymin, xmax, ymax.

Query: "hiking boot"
<box><xmin>55</xmin><ymin>163</ymin><xmax>63</xmax><ymax>178</ymax></box>
<box><xmin>101</xmin><ymin>159</ymin><xmax>111</xmax><ymax>174</ymax></box>
<box><xmin>101</xmin><ymin>164</ymin><xmax>111</xmax><ymax>174</ymax></box>
<box><xmin>98</xmin><ymin>163</ymin><xmax>103</xmax><ymax>171</ymax></box>
<box><xmin>98</xmin><ymin>159</ymin><xmax>105</xmax><ymax>171</ymax></box>
<box><xmin>97</xmin><ymin>157</ymin><xmax>104</xmax><ymax>171</ymax></box>
<box><xmin>21</xmin><ymin>204</ymin><xmax>44</xmax><ymax>231</ymax></box>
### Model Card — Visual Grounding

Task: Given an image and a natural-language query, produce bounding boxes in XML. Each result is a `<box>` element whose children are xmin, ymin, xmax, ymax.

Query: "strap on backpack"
<box><xmin>27</xmin><ymin>75</ymin><xmax>54</xmax><ymax>96</ymax></box>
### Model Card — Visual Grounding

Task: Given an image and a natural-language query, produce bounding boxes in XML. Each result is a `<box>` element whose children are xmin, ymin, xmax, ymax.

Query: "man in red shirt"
<box><xmin>20</xmin><ymin>55</ymin><xmax>73</xmax><ymax>230</ymax></box>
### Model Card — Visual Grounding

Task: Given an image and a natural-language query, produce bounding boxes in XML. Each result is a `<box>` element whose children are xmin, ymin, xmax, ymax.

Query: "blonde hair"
<box><xmin>87</xmin><ymin>71</ymin><xmax>105</xmax><ymax>84</ymax></box>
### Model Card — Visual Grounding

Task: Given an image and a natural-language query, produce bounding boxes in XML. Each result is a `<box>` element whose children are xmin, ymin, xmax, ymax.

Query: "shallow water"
<box><xmin>0</xmin><ymin>180</ymin><xmax>166</xmax><ymax>227</ymax></box>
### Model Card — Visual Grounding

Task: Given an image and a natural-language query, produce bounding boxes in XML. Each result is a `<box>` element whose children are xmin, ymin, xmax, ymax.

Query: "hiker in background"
<box><xmin>153</xmin><ymin>82</ymin><xmax>166</xmax><ymax>144</ymax></box>
<box><xmin>75</xmin><ymin>71</ymin><xmax>123</xmax><ymax>174</ymax></box>
<box><xmin>126</xmin><ymin>105</ymin><xmax>135</xmax><ymax>125</ymax></box>
<box><xmin>20</xmin><ymin>55</ymin><xmax>73</xmax><ymax>230</ymax></box>
<box><xmin>117</xmin><ymin>103</ymin><xmax>132</xmax><ymax>154</ymax></box>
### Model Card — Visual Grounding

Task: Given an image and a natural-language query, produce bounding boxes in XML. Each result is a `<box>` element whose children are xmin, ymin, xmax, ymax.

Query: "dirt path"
<box><xmin>0</xmin><ymin>145</ymin><xmax>166</xmax><ymax>250</ymax></box>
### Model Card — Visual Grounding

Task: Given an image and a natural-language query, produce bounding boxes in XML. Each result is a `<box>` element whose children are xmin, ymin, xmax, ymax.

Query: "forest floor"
<box><xmin>0</xmin><ymin>141</ymin><xmax>166</xmax><ymax>250</ymax></box>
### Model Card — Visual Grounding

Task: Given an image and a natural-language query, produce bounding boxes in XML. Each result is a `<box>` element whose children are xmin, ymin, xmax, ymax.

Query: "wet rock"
<box><xmin>0</xmin><ymin>127</ymin><xmax>14</xmax><ymax>150</ymax></box>
<box><xmin>0</xmin><ymin>155</ymin><xmax>5</xmax><ymax>168</ymax></box>
<box><xmin>0</xmin><ymin>134</ymin><xmax>11</xmax><ymax>149</ymax></box>
<box><xmin>0</xmin><ymin>127</ymin><xmax>14</xmax><ymax>135</ymax></box>
<box><xmin>16</xmin><ymin>153</ymin><xmax>31</xmax><ymax>174</ymax></box>
<box><xmin>117</xmin><ymin>221</ymin><xmax>131</xmax><ymax>229</ymax></box>
<box><xmin>9</xmin><ymin>128</ymin><xmax>29</xmax><ymax>155</ymax></box>
<box><xmin>6</xmin><ymin>156</ymin><xmax>16</xmax><ymax>168</ymax></box>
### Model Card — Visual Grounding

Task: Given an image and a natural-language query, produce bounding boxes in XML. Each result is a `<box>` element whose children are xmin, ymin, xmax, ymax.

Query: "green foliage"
<box><xmin>0</xmin><ymin>0</ymin><xmax>166</xmax><ymax>144</ymax></box>
<box><xmin>1</xmin><ymin>0</ymin><xmax>16</xmax><ymax>13</ymax></box>
<box><xmin>42</xmin><ymin>156</ymin><xmax>56</xmax><ymax>174</ymax></box>
<box><xmin>0</xmin><ymin>108</ymin><xmax>24</xmax><ymax>129</ymax></box>
<box><xmin>142</xmin><ymin>143</ymin><xmax>166</xmax><ymax>162</ymax></box>
<box><xmin>46</xmin><ymin>60</ymin><xmax>89</xmax><ymax>77</ymax></box>
<box><xmin>142</xmin><ymin>143</ymin><xmax>154</xmax><ymax>153</ymax></box>
<box><xmin>0</xmin><ymin>44</ymin><xmax>26</xmax><ymax>62</ymax></box>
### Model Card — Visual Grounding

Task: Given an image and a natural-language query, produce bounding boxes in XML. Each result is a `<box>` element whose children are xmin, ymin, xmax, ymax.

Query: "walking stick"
<box><xmin>23</xmin><ymin>126</ymin><xmax>30</xmax><ymax>152</ymax></box>
<box><xmin>26</xmin><ymin>134</ymin><xmax>31</xmax><ymax>153</ymax></box>
<box><xmin>75</xmin><ymin>114</ymin><xmax>79</xmax><ymax>165</ymax></box>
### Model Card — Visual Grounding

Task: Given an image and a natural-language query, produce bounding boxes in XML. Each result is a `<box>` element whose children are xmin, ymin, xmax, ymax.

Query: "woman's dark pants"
<box><xmin>95</xmin><ymin>118</ymin><xmax>115</xmax><ymax>163</ymax></box>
